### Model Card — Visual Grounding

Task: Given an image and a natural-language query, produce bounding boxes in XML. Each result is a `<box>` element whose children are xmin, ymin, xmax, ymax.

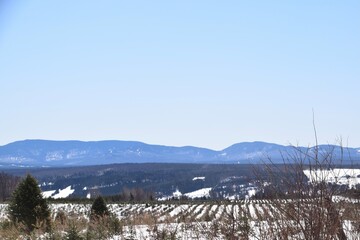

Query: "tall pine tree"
<box><xmin>8</xmin><ymin>174</ymin><xmax>51</xmax><ymax>233</ymax></box>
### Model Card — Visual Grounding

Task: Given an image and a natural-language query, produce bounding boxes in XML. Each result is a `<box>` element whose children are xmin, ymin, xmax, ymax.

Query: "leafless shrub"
<box><xmin>253</xmin><ymin>137</ymin><xmax>358</xmax><ymax>239</ymax></box>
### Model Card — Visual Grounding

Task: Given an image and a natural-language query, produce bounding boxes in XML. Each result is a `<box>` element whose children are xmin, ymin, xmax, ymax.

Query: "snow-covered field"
<box><xmin>304</xmin><ymin>168</ymin><xmax>360</xmax><ymax>188</ymax></box>
<box><xmin>0</xmin><ymin>200</ymin><xmax>312</xmax><ymax>222</ymax></box>
<box><xmin>1</xmin><ymin>199</ymin><xmax>360</xmax><ymax>239</ymax></box>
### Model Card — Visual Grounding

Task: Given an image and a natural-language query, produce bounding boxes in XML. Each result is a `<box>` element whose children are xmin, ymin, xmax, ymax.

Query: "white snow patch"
<box><xmin>42</xmin><ymin>190</ymin><xmax>56</xmax><ymax>198</ymax></box>
<box><xmin>172</xmin><ymin>189</ymin><xmax>182</xmax><ymax>198</ymax></box>
<box><xmin>246</xmin><ymin>188</ymin><xmax>257</xmax><ymax>199</ymax></box>
<box><xmin>66</xmin><ymin>150</ymin><xmax>87</xmax><ymax>159</ymax></box>
<box><xmin>304</xmin><ymin>168</ymin><xmax>360</xmax><ymax>188</ymax></box>
<box><xmin>83</xmin><ymin>186</ymin><xmax>87</xmax><ymax>191</ymax></box>
<box><xmin>192</xmin><ymin>176</ymin><xmax>205</xmax><ymax>181</ymax></box>
<box><xmin>52</xmin><ymin>186</ymin><xmax>75</xmax><ymax>199</ymax></box>
<box><xmin>158</xmin><ymin>189</ymin><xmax>183</xmax><ymax>200</ymax></box>
<box><xmin>159</xmin><ymin>187</ymin><xmax>212</xmax><ymax>200</ymax></box>
<box><xmin>248</xmin><ymin>203</ymin><xmax>257</xmax><ymax>219</ymax></box>
<box><xmin>40</xmin><ymin>182</ymin><xmax>54</xmax><ymax>187</ymax></box>
<box><xmin>43</xmin><ymin>186</ymin><xmax>75</xmax><ymax>199</ymax></box>
<box><xmin>86</xmin><ymin>193</ymin><xmax>91</xmax><ymax>199</ymax></box>
<box><xmin>184</xmin><ymin>188</ymin><xmax>212</xmax><ymax>199</ymax></box>
<box><xmin>45</xmin><ymin>151</ymin><xmax>63</xmax><ymax>161</ymax></box>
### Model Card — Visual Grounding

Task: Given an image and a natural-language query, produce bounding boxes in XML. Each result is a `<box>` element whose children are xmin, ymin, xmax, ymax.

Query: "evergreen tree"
<box><xmin>90</xmin><ymin>196</ymin><xmax>109</xmax><ymax>219</ymax></box>
<box><xmin>64</xmin><ymin>223</ymin><xmax>84</xmax><ymax>240</ymax></box>
<box><xmin>8</xmin><ymin>174</ymin><xmax>51</xmax><ymax>233</ymax></box>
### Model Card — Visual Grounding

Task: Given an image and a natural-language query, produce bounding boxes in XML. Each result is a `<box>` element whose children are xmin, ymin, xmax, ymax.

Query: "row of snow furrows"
<box><xmin>169</xmin><ymin>204</ymin><xmax>249</xmax><ymax>221</ymax></box>
<box><xmin>164</xmin><ymin>204</ymin><xmax>177</xmax><ymax>214</ymax></box>
<box><xmin>218</xmin><ymin>204</ymin><xmax>232</xmax><ymax>221</ymax></box>
<box><xmin>134</xmin><ymin>204</ymin><xmax>147</xmax><ymax>214</ymax></box>
<box><xmin>122</xmin><ymin>204</ymin><xmax>143</xmax><ymax>213</ymax></box>
<box><xmin>333</xmin><ymin>196</ymin><xmax>360</xmax><ymax>204</ymax></box>
<box><xmin>254</xmin><ymin>203</ymin><xmax>265</xmax><ymax>219</ymax></box>
<box><xmin>174</xmin><ymin>203</ymin><xmax>196</xmax><ymax>220</ymax></box>
<box><xmin>109</xmin><ymin>204</ymin><xmax>136</xmax><ymax>218</ymax></box>
<box><xmin>125</xmin><ymin>204</ymin><xmax>139</xmax><ymax>213</ymax></box>
<box><xmin>119</xmin><ymin>204</ymin><xmax>167</xmax><ymax>218</ymax></box>
<box><xmin>161</xmin><ymin>204</ymin><xmax>176</xmax><ymax>215</ymax></box>
<box><xmin>187</xmin><ymin>204</ymin><xmax>198</xmax><ymax>212</ymax></box>
<box><xmin>246</xmin><ymin>203</ymin><xmax>258</xmax><ymax>219</ymax></box>
<box><xmin>266</xmin><ymin>202</ymin><xmax>289</xmax><ymax>220</ymax></box>
<box><xmin>143</xmin><ymin>204</ymin><xmax>175</xmax><ymax>219</ymax></box>
<box><xmin>147</xmin><ymin>204</ymin><xmax>164</xmax><ymax>217</ymax></box>
<box><xmin>232</xmin><ymin>204</ymin><xmax>241</xmax><ymax>219</ymax></box>
<box><xmin>140</xmin><ymin>205</ymin><xmax>162</xmax><ymax>217</ymax></box>
<box><xmin>50</xmin><ymin>204</ymin><xmax>89</xmax><ymax>215</ymax></box>
<box><xmin>208</xmin><ymin>204</ymin><xmax>219</xmax><ymax>218</ymax></box>
<box><xmin>109</xmin><ymin>204</ymin><xmax>130</xmax><ymax>218</ymax></box>
<box><xmin>190</xmin><ymin>204</ymin><xmax>205</xmax><ymax>220</ymax></box>
<box><xmin>141</xmin><ymin>204</ymin><xmax>156</xmax><ymax>213</ymax></box>
<box><xmin>168</xmin><ymin>204</ymin><xmax>190</xmax><ymax>218</ymax></box>
<box><xmin>215</xmin><ymin>205</ymin><xmax>225</xmax><ymax>219</ymax></box>
<box><xmin>157</xmin><ymin>205</ymin><xmax>177</xmax><ymax>222</ymax></box>
<box><xmin>253</xmin><ymin>203</ymin><xmax>268</xmax><ymax>219</ymax></box>
<box><xmin>111</xmin><ymin>204</ymin><xmax>158</xmax><ymax>218</ymax></box>
<box><xmin>233</xmin><ymin>199</ymin><xmax>267</xmax><ymax>204</ymax></box>
<box><xmin>184</xmin><ymin>204</ymin><xmax>201</xmax><ymax>220</ymax></box>
<box><xmin>48</xmin><ymin>203</ymin><xmax>270</xmax><ymax>221</ymax></box>
<box><xmin>225</xmin><ymin>204</ymin><xmax>233</xmax><ymax>214</ymax></box>
<box><xmin>258</xmin><ymin>203</ymin><xmax>274</xmax><ymax>219</ymax></box>
<box><xmin>257</xmin><ymin>200</ymin><xmax>271</xmax><ymax>204</ymax></box>
<box><xmin>236</xmin><ymin>204</ymin><xmax>245</xmax><ymax>219</ymax></box>
<box><xmin>196</xmin><ymin>204</ymin><xmax>210</xmax><ymax>220</ymax></box>
<box><xmin>217</xmin><ymin>204</ymin><xmax>249</xmax><ymax>221</ymax></box>
<box><xmin>228</xmin><ymin>204</ymin><xmax>243</xmax><ymax>220</ymax></box>
<box><xmin>169</xmin><ymin>204</ymin><xmax>202</xmax><ymax>222</ymax></box>
<box><xmin>235</xmin><ymin>199</ymin><xmax>267</xmax><ymax>204</ymax></box>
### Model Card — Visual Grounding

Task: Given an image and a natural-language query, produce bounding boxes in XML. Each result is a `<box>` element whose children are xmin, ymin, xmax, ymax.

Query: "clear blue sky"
<box><xmin>0</xmin><ymin>1</ymin><xmax>359</xmax><ymax>150</ymax></box>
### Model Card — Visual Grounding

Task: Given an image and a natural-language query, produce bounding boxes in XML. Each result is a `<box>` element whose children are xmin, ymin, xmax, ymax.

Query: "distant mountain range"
<box><xmin>0</xmin><ymin>140</ymin><xmax>359</xmax><ymax>167</ymax></box>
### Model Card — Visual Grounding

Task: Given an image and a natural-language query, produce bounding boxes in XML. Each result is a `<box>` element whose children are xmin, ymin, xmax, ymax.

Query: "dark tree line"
<box><xmin>105</xmin><ymin>187</ymin><xmax>155</xmax><ymax>202</ymax></box>
<box><xmin>0</xmin><ymin>172</ymin><xmax>21</xmax><ymax>202</ymax></box>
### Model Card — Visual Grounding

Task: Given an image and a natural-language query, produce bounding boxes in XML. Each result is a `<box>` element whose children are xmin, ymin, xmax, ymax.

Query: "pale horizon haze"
<box><xmin>0</xmin><ymin>1</ymin><xmax>359</xmax><ymax>150</ymax></box>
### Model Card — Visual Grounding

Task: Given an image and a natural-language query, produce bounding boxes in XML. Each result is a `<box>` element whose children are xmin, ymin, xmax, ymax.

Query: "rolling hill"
<box><xmin>0</xmin><ymin>140</ymin><xmax>359</xmax><ymax>167</ymax></box>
